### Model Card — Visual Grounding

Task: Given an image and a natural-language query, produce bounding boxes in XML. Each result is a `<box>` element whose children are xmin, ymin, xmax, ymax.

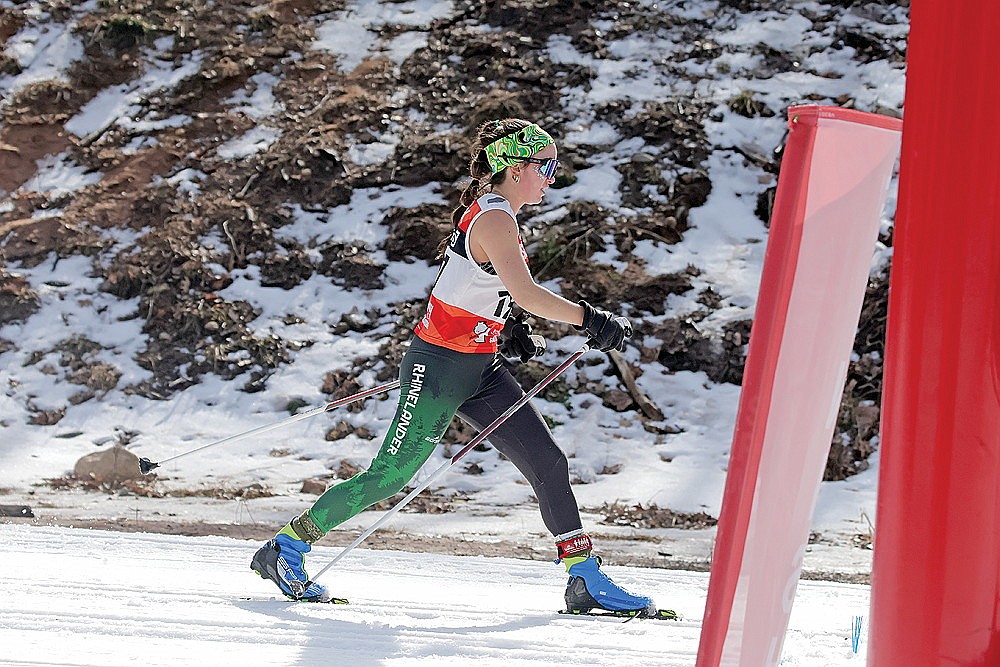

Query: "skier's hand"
<box><xmin>578</xmin><ymin>300</ymin><xmax>632</xmax><ymax>352</ymax></box>
<box><xmin>499</xmin><ymin>316</ymin><xmax>546</xmax><ymax>362</ymax></box>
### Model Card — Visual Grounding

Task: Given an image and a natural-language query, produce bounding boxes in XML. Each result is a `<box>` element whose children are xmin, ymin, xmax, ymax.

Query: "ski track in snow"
<box><xmin>1</xmin><ymin>525</ymin><xmax>869</xmax><ymax>666</ymax></box>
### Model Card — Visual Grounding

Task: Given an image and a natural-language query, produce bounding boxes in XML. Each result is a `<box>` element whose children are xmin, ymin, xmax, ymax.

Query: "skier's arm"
<box><xmin>471</xmin><ymin>211</ymin><xmax>584</xmax><ymax>326</ymax></box>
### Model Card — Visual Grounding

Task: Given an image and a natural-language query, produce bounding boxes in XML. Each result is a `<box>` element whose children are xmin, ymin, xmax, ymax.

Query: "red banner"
<box><xmin>697</xmin><ymin>106</ymin><xmax>901</xmax><ymax>667</ymax></box>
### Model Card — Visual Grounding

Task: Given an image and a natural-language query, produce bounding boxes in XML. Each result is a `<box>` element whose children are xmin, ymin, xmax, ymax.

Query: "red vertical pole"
<box><xmin>869</xmin><ymin>1</ymin><xmax>1000</xmax><ymax>665</ymax></box>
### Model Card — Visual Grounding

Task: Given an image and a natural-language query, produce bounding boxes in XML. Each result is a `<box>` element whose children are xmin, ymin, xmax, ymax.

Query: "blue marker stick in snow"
<box><xmin>851</xmin><ymin>615</ymin><xmax>864</xmax><ymax>653</ymax></box>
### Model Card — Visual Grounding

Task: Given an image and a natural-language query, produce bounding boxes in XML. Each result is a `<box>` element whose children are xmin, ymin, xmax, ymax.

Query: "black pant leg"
<box><xmin>457</xmin><ymin>360</ymin><xmax>583</xmax><ymax>537</ymax></box>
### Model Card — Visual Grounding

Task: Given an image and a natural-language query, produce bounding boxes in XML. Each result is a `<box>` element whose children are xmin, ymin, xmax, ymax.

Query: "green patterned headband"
<box><xmin>483</xmin><ymin>123</ymin><xmax>554</xmax><ymax>174</ymax></box>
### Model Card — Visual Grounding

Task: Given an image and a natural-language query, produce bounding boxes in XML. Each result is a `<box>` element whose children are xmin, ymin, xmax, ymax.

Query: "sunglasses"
<box><xmin>502</xmin><ymin>155</ymin><xmax>560</xmax><ymax>180</ymax></box>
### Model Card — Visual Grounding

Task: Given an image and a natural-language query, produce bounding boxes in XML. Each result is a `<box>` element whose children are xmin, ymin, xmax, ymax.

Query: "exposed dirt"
<box><xmin>0</xmin><ymin>515</ymin><xmax>869</xmax><ymax>583</ymax></box>
<box><xmin>0</xmin><ymin>124</ymin><xmax>74</xmax><ymax>197</ymax></box>
<box><xmin>591</xmin><ymin>501</ymin><xmax>718</xmax><ymax>530</ymax></box>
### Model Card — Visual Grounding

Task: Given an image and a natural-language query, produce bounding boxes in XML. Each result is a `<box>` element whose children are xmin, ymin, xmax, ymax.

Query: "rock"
<box><xmin>240</xmin><ymin>483</ymin><xmax>271</xmax><ymax>500</ymax></box>
<box><xmin>604</xmin><ymin>389</ymin><xmax>635</xmax><ymax>412</ymax></box>
<box><xmin>0</xmin><ymin>505</ymin><xmax>33</xmax><ymax>518</ymax></box>
<box><xmin>334</xmin><ymin>460</ymin><xmax>362</xmax><ymax>479</ymax></box>
<box><xmin>324</xmin><ymin>420</ymin><xmax>354</xmax><ymax>441</ymax></box>
<box><xmin>300</xmin><ymin>478</ymin><xmax>328</xmax><ymax>495</ymax></box>
<box><xmin>0</xmin><ymin>269</ymin><xmax>40</xmax><ymax>325</ymax></box>
<box><xmin>73</xmin><ymin>446</ymin><xmax>142</xmax><ymax>484</ymax></box>
<box><xmin>28</xmin><ymin>407</ymin><xmax>66</xmax><ymax>426</ymax></box>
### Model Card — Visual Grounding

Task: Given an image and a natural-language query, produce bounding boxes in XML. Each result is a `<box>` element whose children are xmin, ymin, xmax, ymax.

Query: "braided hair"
<box><xmin>437</xmin><ymin>118</ymin><xmax>532</xmax><ymax>259</ymax></box>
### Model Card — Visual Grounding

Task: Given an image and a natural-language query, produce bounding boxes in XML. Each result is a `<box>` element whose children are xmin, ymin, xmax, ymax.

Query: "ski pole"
<box><xmin>312</xmin><ymin>343</ymin><xmax>590</xmax><ymax>581</ymax></box>
<box><xmin>138</xmin><ymin>380</ymin><xmax>401</xmax><ymax>474</ymax></box>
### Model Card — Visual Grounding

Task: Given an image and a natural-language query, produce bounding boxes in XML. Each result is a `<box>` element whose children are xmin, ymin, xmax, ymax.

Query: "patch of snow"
<box><xmin>313</xmin><ymin>0</ymin><xmax>454</xmax><ymax>72</ymax></box>
<box><xmin>0</xmin><ymin>2</ymin><xmax>94</xmax><ymax>104</ymax></box>
<box><xmin>224</xmin><ymin>72</ymin><xmax>283</xmax><ymax>121</ymax></box>
<box><xmin>18</xmin><ymin>151</ymin><xmax>102</xmax><ymax>198</ymax></box>
<box><xmin>216</xmin><ymin>126</ymin><xmax>282</xmax><ymax>159</ymax></box>
<box><xmin>65</xmin><ymin>42</ymin><xmax>203</xmax><ymax>138</ymax></box>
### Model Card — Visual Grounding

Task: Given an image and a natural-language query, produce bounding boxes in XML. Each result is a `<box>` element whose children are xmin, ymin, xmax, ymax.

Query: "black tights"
<box><xmin>458</xmin><ymin>355</ymin><xmax>582</xmax><ymax>536</ymax></box>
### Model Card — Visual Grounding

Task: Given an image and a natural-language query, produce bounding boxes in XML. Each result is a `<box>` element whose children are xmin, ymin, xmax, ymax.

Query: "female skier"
<box><xmin>252</xmin><ymin>118</ymin><xmax>657</xmax><ymax>616</ymax></box>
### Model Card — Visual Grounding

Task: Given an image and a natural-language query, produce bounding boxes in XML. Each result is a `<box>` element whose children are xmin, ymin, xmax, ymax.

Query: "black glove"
<box><xmin>499</xmin><ymin>316</ymin><xmax>546</xmax><ymax>362</ymax></box>
<box><xmin>578</xmin><ymin>300</ymin><xmax>632</xmax><ymax>352</ymax></box>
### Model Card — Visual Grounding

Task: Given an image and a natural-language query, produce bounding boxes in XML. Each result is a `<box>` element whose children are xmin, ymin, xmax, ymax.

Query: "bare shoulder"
<box><xmin>469</xmin><ymin>209</ymin><xmax>521</xmax><ymax>264</ymax></box>
<box><xmin>472</xmin><ymin>209</ymin><xmax>518</xmax><ymax>239</ymax></box>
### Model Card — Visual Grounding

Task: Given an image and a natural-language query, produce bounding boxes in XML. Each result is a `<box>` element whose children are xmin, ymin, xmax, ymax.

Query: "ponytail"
<box><xmin>452</xmin><ymin>176</ymin><xmax>485</xmax><ymax>227</ymax></box>
<box><xmin>436</xmin><ymin>176</ymin><xmax>484</xmax><ymax>259</ymax></box>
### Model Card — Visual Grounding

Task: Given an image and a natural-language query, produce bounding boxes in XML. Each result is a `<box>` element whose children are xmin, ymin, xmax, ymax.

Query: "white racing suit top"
<box><xmin>414</xmin><ymin>193</ymin><xmax>528</xmax><ymax>353</ymax></box>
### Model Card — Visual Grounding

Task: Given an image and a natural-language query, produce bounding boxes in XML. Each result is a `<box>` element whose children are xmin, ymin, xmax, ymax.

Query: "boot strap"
<box><xmin>556</xmin><ymin>533</ymin><xmax>593</xmax><ymax>560</ymax></box>
<box><xmin>290</xmin><ymin>511</ymin><xmax>324</xmax><ymax>544</ymax></box>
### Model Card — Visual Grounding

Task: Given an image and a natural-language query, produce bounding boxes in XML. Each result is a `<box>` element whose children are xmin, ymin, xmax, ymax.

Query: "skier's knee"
<box><xmin>548</xmin><ymin>450</ymin><xmax>570</xmax><ymax>483</ymax></box>
<box><xmin>382</xmin><ymin>476</ymin><xmax>409</xmax><ymax>499</ymax></box>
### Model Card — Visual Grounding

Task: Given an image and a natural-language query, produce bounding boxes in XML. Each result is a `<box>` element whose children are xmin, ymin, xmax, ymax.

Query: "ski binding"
<box><xmin>558</xmin><ymin>607</ymin><xmax>679</xmax><ymax>622</ymax></box>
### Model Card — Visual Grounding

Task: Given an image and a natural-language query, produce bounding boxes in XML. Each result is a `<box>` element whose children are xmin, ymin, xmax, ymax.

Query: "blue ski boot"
<box><xmin>563</xmin><ymin>555</ymin><xmax>656</xmax><ymax>614</ymax></box>
<box><xmin>251</xmin><ymin>514</ymin><xmax>331</xmax><ymax>602</ymax></box>
<box><xmin>556</xmin><ymin>532</ymin><xmax>654</xmax><ymax>614</ymax></box>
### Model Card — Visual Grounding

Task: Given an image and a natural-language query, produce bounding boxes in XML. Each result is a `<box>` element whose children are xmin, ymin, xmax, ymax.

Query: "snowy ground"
<box><xmin>0</xmin><ymin>524</ymin><xmax>871</xmax><ymax>667</ymax></box>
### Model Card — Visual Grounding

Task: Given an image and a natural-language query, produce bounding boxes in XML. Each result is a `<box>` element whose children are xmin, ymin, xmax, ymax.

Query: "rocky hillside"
<box><xmin>0</xmin><ymin>0</ymin><xmax>908</xmax><ymax>497</ymax></box>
